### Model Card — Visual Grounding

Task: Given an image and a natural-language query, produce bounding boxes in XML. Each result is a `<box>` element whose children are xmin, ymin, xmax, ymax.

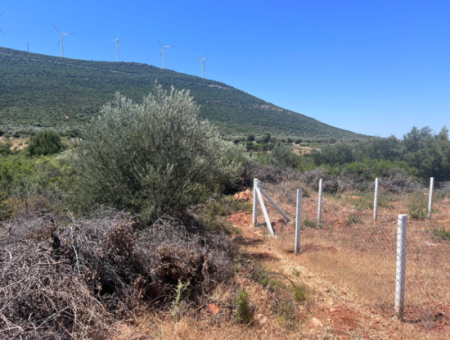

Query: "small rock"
<box><xmin>329</xmin><ymin>308</ymin><xmax>336</xmax><ymax>313</ymax></box>
<box><xmin>311</xmin><ymin>317</ymin><xmax>324</xmax><ymax>328</ymax></box>
<box><xmin>260</xmin><ymin>317</ymin><xmax>268</xmax><ymax>325</ymax></box>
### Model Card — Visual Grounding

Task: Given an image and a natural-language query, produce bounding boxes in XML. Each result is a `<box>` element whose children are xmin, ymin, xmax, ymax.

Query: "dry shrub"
<box><xmin>436</xmin><ymin>181</ymin><xmax>450</xmax><ymax>198</ymax></box>
<box><xmin>300</xmin><ymin>169</ymin><xmax>345</xmax><ymax>193</ymax></box>
<box><xmin>0</xmin><ymin>209</ymin><xmax>235</xmax><ymax>339</ymax></box>
<box><xmin>378</xmin><ymin>172</ymin><xmax>422</xmax><ymax>194</ymax></box>
<box><xmin>243</xmin><ymin>162</ymin><xmax>301</xmax><ymax>185</ymax></box>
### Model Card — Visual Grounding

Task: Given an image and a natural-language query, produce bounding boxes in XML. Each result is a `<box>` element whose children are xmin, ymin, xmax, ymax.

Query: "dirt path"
<box><xmin>227</xmin><ymin>211</ymin><xmax>449</xmax><ymax>340</ymax></box>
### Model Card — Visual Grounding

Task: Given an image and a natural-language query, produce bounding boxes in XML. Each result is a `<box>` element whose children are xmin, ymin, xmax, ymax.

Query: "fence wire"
<box><xmin>255</xmin><ymin>177</ymin><xmax>450</xmax><ymax>330</ymax></box>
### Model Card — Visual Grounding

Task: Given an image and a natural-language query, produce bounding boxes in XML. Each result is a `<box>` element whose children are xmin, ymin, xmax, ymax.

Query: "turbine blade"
<box><xmin>159</xmin><ymin>50</ymin><xmax>163</xmax><ymax>58</ymax></box>
<box><xmin>166</xmin><ymin>45</ymin><xmax>175</xmax><ymax>48</ymax></box>
<box><xmin>0</xmin><ymin>11</ymin><xmax>4</xmax><ymax>18</ymax></box>
<box><xmin>0</xmin><ymin>27</ymin><xmax>3</xmax><ymax>35</ymax></box>
<box><xmin>204</xmin><ymin>53</ymin><xmax>210</xmax><ymax>60</ymax></box>
<box><xmin>119</xmin><ymin>40</ymin><xmax>125</xmax><ymax>47</ymax></box>
<box><xmin>158</xmin><ymin>38</ymin><xmax>163</xmax><ymax>46</ymax></box>
<box><xmin>57</xmin><ymin>38</ymin><xmax>61</xmax><ymax>47</ymax></box>
<box><xmin>194</xmin><ymin>56</ymin><xmax>201</xmax><ymax>60</ymax></box>
<box><xmin>52</xmin><ymin>24</ymin><xmax>61</xmax><ymax>34</ymax></box>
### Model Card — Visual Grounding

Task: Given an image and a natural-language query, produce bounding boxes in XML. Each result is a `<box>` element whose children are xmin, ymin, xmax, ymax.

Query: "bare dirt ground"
<box><xmin>0</xmin><ymin>136</ymin><xmax>28</xmax><ymax>150</ymax></box>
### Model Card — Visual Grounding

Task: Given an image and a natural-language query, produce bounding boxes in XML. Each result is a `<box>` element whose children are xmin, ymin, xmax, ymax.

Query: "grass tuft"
<box><xmin>234</xmin><ymin>289</ymin><xmax>253</xmax><ymax>324</ymax></box>
<box><xmin>407</xmin><ymin>193</ymin><xmax>428</xmax><ymax>220</ymax></box>
<box><xmin>433</xmin><ymin>228</ymin><xmax>450</xmax><ymax>241</ymax></box>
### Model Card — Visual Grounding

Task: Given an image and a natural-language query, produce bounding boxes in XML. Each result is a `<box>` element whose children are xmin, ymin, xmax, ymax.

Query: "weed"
<box><xmin>234</xmin><ymin>289</ymin><xmax>253</xmax><ymax>324</ymax></box>
<box><xmin>344</xmin><ymin>193</ymin><xmax>373</xmax><ymax>211</ymax></box>
<box><xmin>171</xmin><ymin>280</ymin><xmax>190</xmax><ymax>317</ymax></box>
<box><xmin>303</xmin><ymin>218</ymin><xmax>321</xmax><ymax>229</ymax></box>
<box><xmin>348</xmin><ymin>213</ymin><xmax>362</xmax><ymax>224</ymax></box>
<box><xmin>291</xmin><ymin>283</ymin><xmax>308</xmax><ymax>303</ymax></box>
<box><xmin>378</xmin><ymin>192</ymin><xmax>393</xmax><ymax>208</ymax></box>
<box><xmin>292</xmin><ymin>268</ymin><xmax>301</xmax><ymax>277</ymax></box>
<box><xmin>407</xmin><ymin>193</ymin><xmax>428</xmax><ymax>220</ymax></box>
<box><xmin>275</xmin><ymin>301</ymin><xmax>298</xmax><ymax>331</ymax></box>
<box><xmin>433</xmin><ymin>228</ymin><xmax>450</xmax><ymax>241</ymax></box>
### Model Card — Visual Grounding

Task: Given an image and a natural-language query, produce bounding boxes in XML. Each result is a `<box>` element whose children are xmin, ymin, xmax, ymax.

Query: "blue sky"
<box><xmin>1</xmin><ymin>0</ymin><xmax>449</xmax><ymax>138</ymax></box>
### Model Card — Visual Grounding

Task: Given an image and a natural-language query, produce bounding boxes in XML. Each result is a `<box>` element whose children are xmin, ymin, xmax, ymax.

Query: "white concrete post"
<box><xmin>373</xmin><ymin>178</ymin><xmax>379</xmax><ymax>221</ymax></box>
<box><xmin>252</xmin><ymin>178</ymin><xmax>258</xmax><ymax>226</ymax></box>
<box><xmin>295</xmin><ymin>189</ymin><xmax>303</xmax><ymax>254</ymax></box>
<box><xmin>428</xmin><ymin>177</ymin><xmax>434</xmax><ymax>220</ymax></box>
<box><xmin>395</xmin><ymin>214</ymin><xmax>408</xmax><ymax>319</ymax></box>
<box><xmin>255</xmin><ymin>186</ymin><xmax>275</xmax><ymax>236</ymax></box>
<box><xmin>317</xmin><ymin>179</ymin><xmax>323</xmax><ymax>222</ymax></box>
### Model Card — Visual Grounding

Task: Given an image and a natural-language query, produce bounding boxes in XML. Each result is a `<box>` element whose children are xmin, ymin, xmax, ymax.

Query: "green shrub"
<box><xmin>0</xmin><ymin>142</ymin><xmax>12</xmax><ymax>156</ymax></box>
<box><xmin>269</xmin><ymin>144</ymin><xmax>297</xmax><ymax>169</ymax></box>
<box><xmin>407</xmin><ymin>193</ymin><xmax>428</xmax><ymax>220</ymax></box>
<box><xmin>28</xmin><ymin>130</ymin><xmax>64</xmax><ymax>156</ymax></box>
<box><xmin>72</xmin><ymin>85</ymin><xmax>242</xmax><ymax>224</ymax></box>
<box><xmin>234</xmin><ymin>289</ymin><xmax>253</xmax><ymax>324</ymax></box>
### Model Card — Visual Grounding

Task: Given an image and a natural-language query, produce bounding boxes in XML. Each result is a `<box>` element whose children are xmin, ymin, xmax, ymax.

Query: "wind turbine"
<box><xmin>158</xmin><ymin>39</ymin><xmax>174</xmax><ymax>69</ymax></box>
<box><xmin>194</xmin><ymin>54</ymin><xmax>210</xmax><ymax>79</ymax></box>
<box><xmin>111</xmin><ymin>34</ymin><xmax>124</xmax><ymax>62</ymax></box>
<box><xmin>52</xmin><ymin>24</ymin><xmax>75</xmax><ymax>58</ymax></box>
<box><xmin>0</xmin><ymin>12</ymin><xmax>5</xmax><ymax>37</ymax></box>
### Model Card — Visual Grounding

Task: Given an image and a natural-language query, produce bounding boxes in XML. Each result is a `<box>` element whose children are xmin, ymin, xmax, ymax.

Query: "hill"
<box><xmin>0</xmin><ymin>47</ymin><xmax>366</xmax><ymax>139</ymax></box>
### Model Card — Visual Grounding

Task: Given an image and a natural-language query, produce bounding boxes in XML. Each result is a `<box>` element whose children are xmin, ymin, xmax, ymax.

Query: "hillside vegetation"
<box><xmin>0</xmin><ymin>47</ymin><xmax>366</xmax><ymax>139</ymax></box>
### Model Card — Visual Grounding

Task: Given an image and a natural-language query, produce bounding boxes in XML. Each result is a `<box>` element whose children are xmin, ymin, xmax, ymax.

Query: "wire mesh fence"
<box><xmin>254</xmin><ymin>177</ymin><xmax>450</xmax><ymax>326</ymax></box>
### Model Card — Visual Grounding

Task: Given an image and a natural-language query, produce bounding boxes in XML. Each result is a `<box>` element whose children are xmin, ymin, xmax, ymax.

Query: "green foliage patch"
<box><xmin>27</xmin><ymin>130</ymin><xmax>64</xmax><ymax>156</ymax></box>
<box><xmin>234</xmin><ymin>289</ymin><xmax>253</xmax><ymax>324</ymax></box>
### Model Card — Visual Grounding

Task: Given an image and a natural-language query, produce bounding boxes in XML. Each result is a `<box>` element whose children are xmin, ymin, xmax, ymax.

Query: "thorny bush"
<box><xmin>0</xmin><ymin>209</ymin><xmax>235</xmax><ymax>339</ymax></box>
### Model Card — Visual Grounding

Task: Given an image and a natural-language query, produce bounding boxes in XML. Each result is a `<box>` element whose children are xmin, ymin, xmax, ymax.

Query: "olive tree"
<box><xmin>72</xmin><ymin>84</ymin><xmax>242</xmax><ymax>224</ymax></box>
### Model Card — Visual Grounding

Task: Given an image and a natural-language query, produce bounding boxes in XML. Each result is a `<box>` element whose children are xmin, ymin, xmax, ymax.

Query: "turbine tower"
<box><xmin>111</xmin><ymin>34</ymin><xmax>124</xmax><ymax>62</ymax></box>
<box><xmin>194</xmin><ymin>54</ymin><xmax>210</xmax><ymax>78</ymax></box>
<box><xmin>52</xmin><ymin>24</ymin><xmax>75</xmax><ymax>58</ymax></box>
<box><xmin>158</xmin><ymin>39</ymin><xmax>174</xmax><ymax>69</ymax></box>
<box><xmin>0</xmin><ymin>12</ymin><xmax>5</xmax><ymax>37</ymax></box>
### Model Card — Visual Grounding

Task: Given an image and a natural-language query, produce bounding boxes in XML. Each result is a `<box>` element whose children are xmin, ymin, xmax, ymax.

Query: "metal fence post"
<box><xmin>252</xmin><ymin>178</ymin><xmax>258</xmax><ymax>226</ymax></box>
<box><xmin>428</xmin><ymin>177</ymin><xmax>434</xmax><ymax>220</ymax></box>
<box><xmin>395</xmin><ymin>214</ymin><xmax>408</xmax><ymax>319</ymax></box>
<box><xmin>373</xmin><ymin>178</ymin><xmax>379</xmax><ymax>221</ymax></box>
<box><xmin>317</xmin><ymin>178</ymin><xmax>323</xmax><ymax>222</ymax></box>
<box><xmin>295</xmin><ymin>189</ymin><xmax>303</xmax><ymax>254</ymax></box>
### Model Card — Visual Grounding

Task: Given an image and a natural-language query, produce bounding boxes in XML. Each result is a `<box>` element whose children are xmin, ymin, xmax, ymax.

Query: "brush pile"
<box><xmin>0</xmin><ymin>209</ymin><xmax>235</xmax><ymax>339</ymax></box>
